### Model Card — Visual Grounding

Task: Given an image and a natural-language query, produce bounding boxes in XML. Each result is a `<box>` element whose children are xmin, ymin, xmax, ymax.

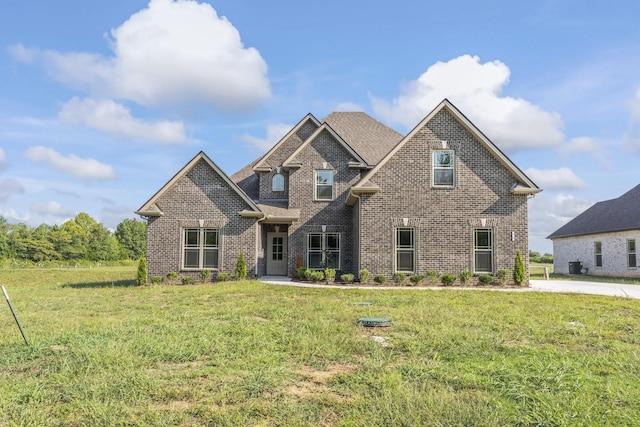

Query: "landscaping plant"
<box><xmin>136</xmin><ymin>255</ymin><xmax>148</xmax><ymax>286</ymax></box>
<box><xmin>513</xmin><ymin>250</ymin><xmax>525</xmax><ymax>285</ymax></box>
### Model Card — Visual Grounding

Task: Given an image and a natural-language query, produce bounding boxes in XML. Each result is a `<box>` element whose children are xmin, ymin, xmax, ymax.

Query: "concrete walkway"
<box><xmin>259</xmin><ymin>276</ymin><xmax>640</xmax><ymax>299</ymax></box>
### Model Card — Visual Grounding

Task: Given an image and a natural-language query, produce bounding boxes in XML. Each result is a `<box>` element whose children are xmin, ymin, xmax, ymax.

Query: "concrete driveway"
<box><xmin>530</xmin><ymin>279</ymin><xmax>640</xmax><ymax>299</ymax></box>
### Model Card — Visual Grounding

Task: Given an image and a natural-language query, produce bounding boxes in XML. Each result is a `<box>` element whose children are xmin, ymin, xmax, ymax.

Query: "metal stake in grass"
<box><xmin>2</xmin><ymin>286</ymin><xmax>29</xmax><ymax>346</ymax></box>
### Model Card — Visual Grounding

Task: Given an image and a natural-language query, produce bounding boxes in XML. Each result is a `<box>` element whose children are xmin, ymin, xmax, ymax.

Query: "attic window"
<box><xmin>433</xmin><ymin>150</ymin><xmax>454</xmax><ymax>187</ymax></box>
<box><xmin>272</xmin><ymin>173</ymin><xmax>284</xmax><ymax>192</ymax></box>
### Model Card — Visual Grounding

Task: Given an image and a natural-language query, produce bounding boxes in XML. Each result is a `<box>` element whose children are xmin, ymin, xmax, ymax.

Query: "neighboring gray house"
<box><xmin>548</xmin><ymin>184</ymin><xmax>640</xmax><ymax>277</ymax></box>
<box><xmin>136</xmin><ymin>99</ymin><xmax>541</xmax><ymax>281</ymax></box>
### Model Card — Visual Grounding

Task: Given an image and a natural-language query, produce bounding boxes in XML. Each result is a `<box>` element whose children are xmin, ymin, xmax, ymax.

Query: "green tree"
<box><xmin>513</xmin><ymin>251</ymin><xmax>526</xmax><ymax>286</ymax></box>
<box><xmin>235</xmin><ymin>251</ymin><xmax>247</xmax><ymax>280</ymax></box>
<box><xmin>115</xmin><ymin>218</ymin><xmax>147</xmax><ymax>260</ymax></box>
<box><xmin>529</xmin><ymin>251</ymin><xmax>541</xmax><ymax>263</ymax></box>
<box><xmin>136</xmin><ymin>256</ymin><xmax>148</xmax><ymax>286</ymax></box>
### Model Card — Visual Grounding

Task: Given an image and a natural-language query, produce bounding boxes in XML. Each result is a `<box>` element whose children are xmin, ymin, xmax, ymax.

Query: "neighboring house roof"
<box><xmin>321</xmin><ymin>112</ymin><xmax>403</xmax><ymax>165</ymax></box>
<box><xmin>547</xmin><ymin>183</ymin><xmax>640</xmax><ymax>239</ymax></box>
<box><xmin>347</xmin><ymin>99</ymin><xmax>541</xmax><ymax>205</ymax></box>
<box><xmin>136</xmin><ymin>151</ymin><xmax>262</xmax><ymax>218</ymax></box>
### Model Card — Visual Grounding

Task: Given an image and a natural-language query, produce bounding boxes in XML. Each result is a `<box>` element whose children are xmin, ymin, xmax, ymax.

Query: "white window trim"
<box><xmin>307</xmin><ymin>232</ymin><xmax>340</xmax><ymax>269</ymax></box>
<box><xmin>314</xmin><ymin>170</ymin><xmax>334</xmax><ymax>201</ymax></box>
<box><xmin>627</xmin><ymin>239</ymin><xmax>636</xmax><ymax>269</ymax></box>
<box><xmin>395</xmin><ymin>227</ymin><xmax>415</xmax><ymax>273</ymax></box>
<box><xmin>181</xmin><ymin>227</ymin><xmax>220</xmax><ymax>270</ymax></box>
<box><xmin>473</xmin><ymin>228</ymin><xmax>493</xmax><ymax>274</ymax></box>
<box><xmin>594</xmin><ymin>241</ymin><xmax>603</xmax><ymax>268</ymax></box>
<box><xmin>432</xmin><ymin>149</ymin><xmax>455</xmax><ymax>188</ymax></box>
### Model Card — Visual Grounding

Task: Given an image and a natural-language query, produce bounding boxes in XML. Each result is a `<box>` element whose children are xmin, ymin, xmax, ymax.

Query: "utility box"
<box><xmin>568</xmin><ymin>261</ymin><xmax>583</xmax><ymax>274</ymax></box>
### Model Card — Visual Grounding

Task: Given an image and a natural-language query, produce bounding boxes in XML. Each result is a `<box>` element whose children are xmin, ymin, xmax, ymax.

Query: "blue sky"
<box><xmin>1</xmin><ymin>0</ymin><xmax>639</xmax><ymax>253</ymax></box>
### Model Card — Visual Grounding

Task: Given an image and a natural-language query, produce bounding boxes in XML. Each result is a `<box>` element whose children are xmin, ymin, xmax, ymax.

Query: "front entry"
<box><xmin>266</xmin><ymin>232</ymin><xmax>288</xmax><ymax>276</ymax></box>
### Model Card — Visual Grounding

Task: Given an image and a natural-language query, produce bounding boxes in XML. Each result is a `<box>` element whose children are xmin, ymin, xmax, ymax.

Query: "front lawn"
<box><xmin>1</xmin><ymin>267</ymin><xmax>639</xmax><ymax>426</ymax></box>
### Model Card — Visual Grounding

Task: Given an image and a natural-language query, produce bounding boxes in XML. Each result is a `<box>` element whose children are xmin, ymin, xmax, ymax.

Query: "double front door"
<box><xmin>266</xmin><ymin>232</ymin><xmax>288</xmax><ymax>276</ymax></box>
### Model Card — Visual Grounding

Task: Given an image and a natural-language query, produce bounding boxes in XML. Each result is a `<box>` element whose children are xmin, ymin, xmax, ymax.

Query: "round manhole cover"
<box><xmin>357</xmin><ymin>317</ymin><xmax>392</xmax><ymax>327</ymax></box>
<box><xmin>352</xmin><ymin>301</ymin><xmax>374</xmax><ymax>306</ymax></box>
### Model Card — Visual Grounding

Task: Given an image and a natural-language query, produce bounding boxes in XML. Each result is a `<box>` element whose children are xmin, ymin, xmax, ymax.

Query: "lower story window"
<box><xmin>396</xmin><ymin>227</ymin><xmax>415</xmax><ymax>273</ymax></box>
<box><xmin>308</xmin><ymin>232</ymin><xmax>340</xmax><ymax>269</ymax></box>
<box><xmin>595</xmin><ymin>241</ymin><xmax>602</xmax><ymax>268</ymax></box>
<box><xmin>183</xmin><ymin>228</ymin><xmax>219</xmax><ymax>269</ymax></box>
<box><xmin>474</xmin><ymin>228</ymin><xmax>493</xmax><ymax>273</ymax></box>
<box><xmin>628</xmin><ymin>239</ymin><xmax>636</xmax><ymax>268</ymax></box>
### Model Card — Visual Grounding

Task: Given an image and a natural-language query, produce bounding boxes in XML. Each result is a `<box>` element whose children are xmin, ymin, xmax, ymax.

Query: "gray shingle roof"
<box><xmin>547</xmin><ymin>183</ymin><xmax>640</xmax><ymax>239</ymax></box>
<box><xmin>321</xmin><ymin>112</ymin><xmax>403</xmax><ymax>165</ymax></box>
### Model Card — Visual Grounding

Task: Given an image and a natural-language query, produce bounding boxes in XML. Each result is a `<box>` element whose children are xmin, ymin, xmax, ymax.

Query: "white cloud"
<box><xmin>59</xmin><ymin>97</ymin><xmax>186</xmax><ymax>144</ymax></box>
<box><xmin>240</xmin><ymin>123</ymin><xmax>291</xmax><ymax>152</ymax></box>
<box><xmin>1</xmin><ymin>208</ymin><xmax>30</xmax><ymax>223</ymax></box>
<box><xmin>0</xmin><ymin>178</ymin><xmax>25</xmax><ymax>202</ymax></box>
<box><xmin>10</xmin><ymin>0</ymin><xmax>270</xmax><ymax>112</ymax></box>
<box><xmin>24</xmin><ymin>146</ymin><xmax>116</xmax><ymax>180</ymax></box>
<box><xmin>524</xmin><ymin>167</ymin><xmax>586</xmax><ymax>191</ymax></box>
<box><xmin>559</xmin><ymin>136</ymin><xmax>611</xmax><ymax>168</ymax></box>
<box><xmin>371</xmin><ymin>54</ymin><xmax>564</xmax><ymax>151</ymax></box>
<box><xmin>0</xmin><ymin>148</ymin><xmax>5</xmax><ymax>168</ymax></box>
<box><xmin>30</xmin><ymin>201</ymin><xmax>75</xmax><ymax>217</ymax></box>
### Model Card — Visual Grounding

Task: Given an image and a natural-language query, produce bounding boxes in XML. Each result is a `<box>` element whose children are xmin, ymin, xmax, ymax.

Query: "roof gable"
<box><xmin>136</xmin><ymin>151</ymin><xmax>261</xmax><ymax>217</ymax></box>
<box><xmin>548</xmin><ymin>183</ymin><xmax>640</xmax><ymax>239</ymax></box>
<box><xmin>352</xmin><ymin>99</ymin><xmax>541</xmax><ymax>195</ymax></box>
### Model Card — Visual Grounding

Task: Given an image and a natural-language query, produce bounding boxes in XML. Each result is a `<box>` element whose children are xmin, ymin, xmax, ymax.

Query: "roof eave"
<box><xmin>346</xmin><ymin>186</ymin><xmax>380</xmax><ymax>206</ymax></box>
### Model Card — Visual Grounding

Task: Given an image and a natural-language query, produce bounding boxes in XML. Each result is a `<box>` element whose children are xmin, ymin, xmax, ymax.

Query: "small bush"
<box><xmin>496</xmin><ymin>268</ymin><xmax>511</xmax><ymax>285</ymax></box>
<box><xmin>392</xmin><ymin>272</ymin><xmax>406</xmax><ymax>284</ymax></box>
<box><xmin>478</xmin><ymin>274</ymin><xmax>493</xmax><ymax>285</ymax></box>
<box><xmin>235</xmin><ymin>252</ymin><xmax>247</xmax><ymax>280</ymax></box>
<box><xmin>216</xmin><ymin>272</ymin><xmax>231</xmax><ymax>282</ymax></box>
<box><xmin>513</xmin><ymin>251</ymin><xmax>526</xmax><ymax>286</ymax></box>
<box><xmin>166</xmin><ymin>271</ymin><xmax>178</xmax><ymax>282</ymax></box>
<box><xmin>458</xmin><ymin>268</ymin><xmax>473</xmax><ymax>285</ymax></box>
<box><xmin>359</xmin><ymin>269</ymin><xmax>370</xmax><ymax>283</ymax></box>
<box><xmin>340</xmin><ymin>273</ymin><xmax>355</xmax><ymax>283</ymax></box>
<box><xmin>200</xmin><ymin>269</ymin><xmax>211</xmax><ymax>283</ymax></box>
<box><xmin>303</xmin><ymin>268</ymin><xmax>314</xmax><ymax>281</ymax></box>
<box><xmin>181</xmin><ymin>276</ymin><xmax>195</xmax><ymax>285</ymax></box>
<box><xmin>310</xmin><ymin>271</ymin><xmax>324</xmax><ymax>282</ymax></box>
<box><xmin>136</xmin><ymin>256</ymin><xmax>148</xmax><ymax>286</ymax></box>
<box><xmin>151</xmin><ymin>275</ymin><xmax>163</xmax><ymax>285</ymax></box>
<box><xmin>440</xmin><ymin>273</ymin><xmax>456</xmax><ymax>286</ymax></box>
<box><xmin>409</xmin><ymin>274</ymin><xmax>424</xmax><ymax>285</ymax></box>
<box><xmin>296</xmin><ymin>266</ymin><xmax>308</xmax><ymax>280</ymax></box>
<box><xmin>324</xmin><ymin>268</ymin><xmax>336</xmax><ymax>282</ymax></box>
<box><xmin>373</xmin><ymin>274</ymin><xmax>387</xmax><ymax>284</ymax></box>
<box><xmin>426</xmin><ymin>270</ymin><xmax>439</xmax><ymax>284</ymax></box>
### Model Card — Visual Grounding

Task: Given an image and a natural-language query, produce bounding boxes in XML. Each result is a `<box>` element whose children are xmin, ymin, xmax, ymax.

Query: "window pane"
<box><xmin>203</xmin><ymin>249</ymin><xmax>218</xmax><ymax>268</ymax></box>
<box><xmin>397</xmin><ymin>228</ymin><xmax>413</xmax><ymax>247</ymax></box>
<box><xmin>629</xmin><ymin>254</ymin><xmax>637</xmax><ymax>268</ymax></box>
<box><xmin>316</xmin><ymin>185</ymin><xmax>333</xmax><ymax>200</ymax></box>
<box><xmin>185</xmin><ymin>229</ymin><xmax>199</xmax><ymax>246</ymax></box>
<box><xmin>629</xmin><ymin>240</ymin><xmax>636</xmax><ymax>253</ymax></box>
<box><xmin>434</xmin><ymin>150</ymin><xmax>453</xmax><ymax>167</ymax></box>
<box><xmin>434</xmin><ymin>170</ymin><xmax>453</xmax><ymax>186</ymax></box>
<box><xmin>596</xmin><ymin>254</ymin><xmax>603</xmax><ymax>267</ymax></box>
<box><xmin>315</xmin><ymin>171</ymin><xmax>333</xmax><ymax>200</ymax></box>
<box><xmin>326</xmin><ymin>233</ymin><xmax>339</xmax><ymax>249</ymax></box>
<box><xmin>475</xmin><ymin>252</ymin><xmax>492</xmax><ymax>272</ymax></box>
<box><xmin>308</xmin><ymin>252</ymin><xmax>323</xmax><ymax>269</ymax></box>
<box><xmin>397</xmin><ymin>250</ymin><xmax>414</xmax><ymax>272</ymax></box>
<box><xmin>184</xmin><ymin>249</ymin><xmax>199</xmax><ymax>268</ymax></box>
<box><xmin>309</xmin><ymin>234</ymin><xmax>322</xmax><ymax>249</ymax></box>
<box><xmin>325</xmin><ymin>251</ymin><xmax>339</xmax><ymax>268</ymax></box>
<box><xmin>475</xmin><ymin>230</ymin><xmax>491</xmax><ymax>249</ymax></box>
<box><xmin>204</xmin><ymin>229</ymin><xmax>218</xmax><ymax>247</ymax></box>
<box><xmin>595</xmin><ymin>242</ymin><xmax>602</xmax><ymax>254</ymax></box>
<box><xmin>272</xmin><ymin>174</ymin><xmax>284</xmax><ymax>191</ymax></box>
<box><xmin>316</xmin><ymin>170</ymin><xmax>333</xmax><ymax>184</ymax></box>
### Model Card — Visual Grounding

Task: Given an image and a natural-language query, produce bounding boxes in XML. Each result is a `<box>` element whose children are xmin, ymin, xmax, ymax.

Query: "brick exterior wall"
<box><xmin>358</xmin><ymin>108</ymin><xmax>531</xmax><ymax>280</ymax></box>
<box><xmin>145</xmin><ymin>159</ymin><xmax>259</xmax><ymax>281</ymax></box>
<box><xmin>552</xmin><ymin>231</ymin><xmax>640</xmax><ymax>277</ymax></box>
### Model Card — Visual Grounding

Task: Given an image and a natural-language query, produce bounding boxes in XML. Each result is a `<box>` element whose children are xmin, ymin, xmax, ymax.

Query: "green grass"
<box><xmin>1</xmin><ymin>267</ymin><xmax>640</xmax><ymax>426</ymax></box>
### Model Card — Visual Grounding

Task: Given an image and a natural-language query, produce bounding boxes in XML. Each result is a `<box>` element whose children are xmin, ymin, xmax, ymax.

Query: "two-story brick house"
<box><xmin>136</xmin><ymin>99</ymin><xmax>541</xmax><ymax>281</ymax></box>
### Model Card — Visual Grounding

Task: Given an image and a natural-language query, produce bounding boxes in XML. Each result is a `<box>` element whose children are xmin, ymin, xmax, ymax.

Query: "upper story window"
<box><xmin>627</xmin><ymin>239</ymin><xmax>636</xmax><ymax>268</ymax></box>
<box><xmin>315</xmin><ymin>170</ymin><xmax>334</xmax><ymax>200</ymax></box>
<box><xmin>433</xmin><ymin>150</ymin><xmax>455</xmax><ymax>187</ymax></box>
<box><xmin>183</xmin><ymin>228</ymin><xmax>219</xmax><ymax>270</ymax></box>
<box><xmin>272</xmin><ymin>173</ymin><xmax>284</xmax><ymax>192</ymax></box>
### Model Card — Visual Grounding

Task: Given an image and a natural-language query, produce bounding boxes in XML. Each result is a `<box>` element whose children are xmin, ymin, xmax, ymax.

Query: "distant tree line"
<box><xmin>0</xmin><ymin>213</ymin><xmax>146</xmax><ymax>264</ymax></box>
<box><xmin>529</xmin><ymin>251</ymin><xmax>553</xmax><ymax>264</ymax></box>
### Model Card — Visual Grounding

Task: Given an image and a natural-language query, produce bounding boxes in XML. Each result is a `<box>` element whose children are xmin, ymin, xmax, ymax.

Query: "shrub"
<box><xmin>340</xmin><ymin>273</ymin><xmax>355</xmax><ymax>283</ymax></box>
<box><xmin>151</xmin><ymin>275</ymin><xmax>163</xmax><ymax>285</ymax></box>
<box><xmin>136</xmin><ymin>256</ymin><xmax>148</xmax><ymax>286</ymax></box>
<box><xmin>200</xmin><ymin>269</ymin><xmax>211</xmax><ymax>283</ymax></box>
<box><xmin>440</xmin><ymin>273</ymin><xmax>456</xmax><ymax>286</ymax></box>
<box><xmin>496</xmin><ymin>268</ymin><xmax>511</xmax><ymax>285</ymax></box>
<box><xmin>166</xmin><ymin>271</ymin><xmax>178</xmax><ymax>282</ymax></box>
<box><xmin>426</xmin><ymin>270</ymin><xmax>439</xmax><ymax>284</ymax></box>
<box><xmin>235</xmin><ymin>251</ymin><xmax>247</xmax><ymax>280</ymax></box>
<box><xmin>181</xmin><ymin>276</ymin><xmax>194</xmax><ymax>285</ymax></box>
<box><xmin>513</xmin><ymin>251</ymin><xmax>525</xmax><ymax>286</ymax></box>
<box><xmin>296</xmin><ymin>266</ymin><xmax>308</xmax><ymax>280</ymax></box>
<box><xmin>373</xmin><ymin>274</ymin><xmax>387</xmax><ymax>284</ymax></box>
<box><xmin>310</xmin><ymin>271</ymin><xmax>324</xmax><ymax>282</ymax></box>
<box><xmin>359</xmin><ymin>269</ymin><xmax>370</xmax><ymax>283</ymax></box>
<box><xmin>409</xmin><ymin>274</ymin><xmax>424</xmax><ymax>285</ymax></box>
<box><xmin>324</xmin><ymin>268</ymin><xmax>336</xmax><ymax>282</ymax></box>
<box><xmin>392</xmin><ymin>272</ymin><xmax>406</xmax><ymax>285</ymax></box>
<box><xmin>216</xmin><ymin>272</ymin><xmax>231</xmax><ymax>282</ymax></box>
<box><xmin>303</xmin><ymin>268</ymin><xmax>314</xmax><ymax>281</ymax></box>
<box><xmin>458</xmin><ymin>268</ymin><xmax>473</xmax><ymax>285</ymax></box>
<box><xmin>478</xmin><ymin>274</ymin><xmax>493</xmax><ymax>285</ymax></box>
